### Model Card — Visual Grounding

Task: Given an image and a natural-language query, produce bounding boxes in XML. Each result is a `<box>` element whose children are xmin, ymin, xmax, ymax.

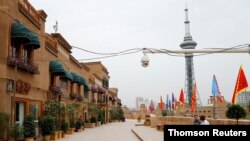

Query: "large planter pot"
<box><xmin>84</xmin><ymin>123</ymin><xmax>95</xmax><ymax>128</ymax></box>
<box><xmin>62</xmin><ymin>132</ymin><xmax>66</xmax><ymax>138</ymax></box>
<box><xmin>44</xmin><ymin>135</ymin><xmax>50</xmax><ymax>141</ymax></box>
<box><xmin>75</xmin><ymin>128</ymin><xmax>82</xmax><ymax>132</ymax></box>
<box><xmin>50</xmin><ymin>131</ymin><xmax>59</xmax><ymax>140</ymax></box>
<box><xmin>66</xmin><ymin>128</ymin><xmax>75</xmax><ymax>135</ymax></box>
<box><xmin>96</xmin><ymin>121</ymin><xmax>101</xmax><ymax>127</ymax></box>
<box><xmin>58</xmin><ymin>131</ymin><xmax>63</xmax><ymax>139</ymax></box>
<box><xmin>24</xmin><ymin>137</ymin><xmax>34</xmax><ymax>141</ymax></box>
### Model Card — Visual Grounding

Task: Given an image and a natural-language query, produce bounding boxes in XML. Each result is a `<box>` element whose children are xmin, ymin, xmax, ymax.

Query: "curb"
<box><xmin>131</xmin><ymin>129</ymin><xmax>143</xmax><ymax>141</ymax></box>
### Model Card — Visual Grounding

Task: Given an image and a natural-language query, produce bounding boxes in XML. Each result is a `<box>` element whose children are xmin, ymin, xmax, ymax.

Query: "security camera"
<box><xmin>141</xmin><ymin>54</ymin><xmax>149</xmax><ymax>67</ymax></box>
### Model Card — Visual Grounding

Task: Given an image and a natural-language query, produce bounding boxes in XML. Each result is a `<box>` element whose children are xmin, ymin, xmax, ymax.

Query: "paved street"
<box><xmin>59</xmin><ymin>119</ymin><xmax>163</xmax><ymax>141</ymax></box>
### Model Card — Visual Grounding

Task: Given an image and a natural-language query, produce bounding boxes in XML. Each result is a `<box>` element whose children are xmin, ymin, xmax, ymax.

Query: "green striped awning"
<box><xmin>11</xmin><ymin>22</ymin><xmax>40</xmax><ymax>49</ymax></box>
<box><xmin>71</xmin><ymin>72</ymin><xmax>80</xmax><ymax>83</ymax></box>
<box><xmin>11</xmin><ymin>22</ymin><xmax>30</xmax><ymax>43</ymax></box>
<box><xmin>61</xmin><ymin>71</ymin><xmax>73</xmax><ymax>80</ymax></box>
<box><xmin>78</xmin><ymin>76</ymin><xmax>87</xmax><ymax>85</ymax></box>
<box><xmin>49</xmin><ymin>60</ymin><xmax>65</xmax><ymax>75</ymax></box>
<box><xmin>84</xmin><ymin>83</ymin><xmax>91</xmax><ymax>91</ymax></box>
<box><xmin>24</xmin><ymin>32</ymin><xmax>40</xmax><ymax>49</ymax></box>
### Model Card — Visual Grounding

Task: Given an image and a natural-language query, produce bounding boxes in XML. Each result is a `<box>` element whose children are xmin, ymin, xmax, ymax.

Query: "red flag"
<box><xmin>149</xmin><ymin>100</ymin><xmax>155</xmax><ymax>112</ymax></box>
<box><xmin>160</xmin><ymin>96</ymin><xmax>164</xmax><ymax>111</ymax></box>
<box><xmin>232</xmin><ymin>65</ymin><xmax>248</xmax><ymax>104</ymax></box>
<box><xmin>179</xmin><ymin>88</ymin><xmax>184</xmax><ymax>104</ymax></box>
<box><xmin>191</xmin><ymin>82</ymin><xmax>197</xmax><ymax>113</ymax></box>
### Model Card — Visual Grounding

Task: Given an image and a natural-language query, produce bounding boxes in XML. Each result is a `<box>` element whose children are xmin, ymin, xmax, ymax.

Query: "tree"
<box><xmin>226</xmin><ymin>104</ymin><xmax>246</xmax><ymax>125</ymax></box>
<box><xmin>161</xmin><ymin>110</ymin><xmax>167</xmax><ymax>116</ymax></box>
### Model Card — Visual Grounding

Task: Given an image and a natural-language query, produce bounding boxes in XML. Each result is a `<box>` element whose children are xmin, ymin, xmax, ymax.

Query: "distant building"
<box><xmin>144</xmin><ymin>98</ymin><xmax>150</xmax><ymax>110</ymax></box>
<box><xmin>136</xmin><ymin>97</ymin><xmax>144</xmax><ymax>110</ymax></box>
<box><xmin>175</xmin><ymin>96</ymin><xmax>228</xmax><ymax>119</ymax></box>
<box><xmin>236</xmin><ymin>91</ymin><xmax>250</xmax><ymax>105</ymax></box>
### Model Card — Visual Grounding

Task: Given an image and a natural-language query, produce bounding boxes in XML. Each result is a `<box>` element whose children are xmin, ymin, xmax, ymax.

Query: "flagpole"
<box><xmin>213</xmin><ymin>95</ymin><xmax>216</xmax><ymax>119</ymax></box>
<box><xmin>245</xmin><ymin>90</ymin><xmax>249</xmax><ymax>118</ymax></box>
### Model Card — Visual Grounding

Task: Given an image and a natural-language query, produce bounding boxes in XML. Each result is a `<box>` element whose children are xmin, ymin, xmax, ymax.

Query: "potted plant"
<box><xmin>0</xmin><ymin>112</ymin><xmax>9</xmax><ymax>140</ymax></box>
<box><xmin>75</xmin><ymin>120</ymin><xmax>82</xmax><ymax>132</ymax></box>
<box><xmin>10</xmin><ymin>124</ymin><xmax>24</xmax><ymax>141</ymax></box>
<box><xmin>46</xmin><ymin>100</ymin><xmax>61</xmax><ymax>140</ymax></box>
<box><xmin>23</xmin><ymin>115</ymin><xmax>36</xmax><ymax>141</ymax></box>
<box><xmin>81</xmin><ymin>120</ymin><xmax>85</xmax><ymax>130</ymax></box>
<box><xmin>66</xmin><ymin>104</ymin><xmax>75</xmax><ymax>134</ymax></box>
<box><xmin>41</xmin><ymin>115</ymin><xmax>55</xmax><ymax>141</ymax></box>
<box><xmin>61</xmin><ymin>122</ymin><xmax>68</xmax><ymax>137</ymax></box>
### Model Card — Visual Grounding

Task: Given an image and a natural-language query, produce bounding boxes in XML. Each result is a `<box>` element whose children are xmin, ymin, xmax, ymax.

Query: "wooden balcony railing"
<box><xmin>7</xmin><ymin>56</ymin><xmax>39</xmax><ymax>74</ymax></box>
<box><xmin>77</xmin><ymin>96</ymin><xmax>83</xmax><ymax>101</ymax></box>
<box><xmin>49</xmin><ymin>85</ymin><xmax>61</xmax><ymax>95</ymax></box>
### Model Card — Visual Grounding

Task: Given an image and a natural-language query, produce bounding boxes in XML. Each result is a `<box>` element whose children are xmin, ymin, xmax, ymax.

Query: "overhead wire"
<box><xmin>1</xmin><ymin>9</ymin><xmax>249</xmax><ymax>61</ymax></box>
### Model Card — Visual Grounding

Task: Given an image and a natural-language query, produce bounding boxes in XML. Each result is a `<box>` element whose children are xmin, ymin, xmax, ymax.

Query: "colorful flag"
<box><xmin>191</xmin><ymin>82</ymin><xmax>197</xmax><ymax>113</ymax></box>
<box><xmin>149</xmin><ymin>100</ymin><xmax>155</xmax><ymax>112</ymax></box>
<box><xmin>232</xmin><ymin>65</ymin><xmax>248</xmax><ymax>104</ymax></box>
<box><xmin>179</xmin><ymin>88</ymin><xmax>184</xmax><ymax>104</ymax></box>
<box><xmin>166</xmin><ymin>94</ymin><xmax>169</xmax><ymax>110</ymax></box>
<box><xmin>212</xmin><ymin>75</ymin><xmax>223</xmax><ymax>102</ymax></box>
<box><xmin>160</xmin><ymin>96</ymin><xmax>164</xmax><ymax>111</ymax></box>
<box><xmin>172</xmin><ymin>93</ymin><xmax>175</xmax><ymax>109</ymax></box>
<box><xmin>168</xmin><ymin>99</ymin><xmax>171</xmax><ymax>111</ymax></box>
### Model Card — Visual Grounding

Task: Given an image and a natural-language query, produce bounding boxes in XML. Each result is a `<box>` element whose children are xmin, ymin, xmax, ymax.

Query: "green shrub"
<box><xmin>75</xmin><ymin>120</ymin><xmax>82</xmax><ymax>129</ymax></box>
<box><xmin>90</xmin><ymin>117</ymin><xmax>96</xmax><ymax>123</ymax></box>
<box><xmin>226</xmin><ymin>104</ymin><xmax>246</xmax><ymax>124</ymax></box>
<box><xmin>0</xmin><ymin>112</ymin><xmax>10</xmax><ymax>133</ymax></box>
<box><xmin>61</xmin><ymin>122</ymin><xmax>69</xmax><ymax>133</ymax></box>
<box><xmin>10</xmin><ymin>124</ymin><xmax>24</xmax><ymax>141</ymax></box>
<box><xmin>23</xmin><ymin>115</ymin><xmax>36</xmax><ymax>138</ymax></box>
<box><xmin>162</xmin><ymin>110</ymin><xmax>167</xmax><ymax>116</ymax></box>
<box><xmin>41</xmin><ymin>115</ymin><xmax>55</xmax><ymax>136</ymax></box>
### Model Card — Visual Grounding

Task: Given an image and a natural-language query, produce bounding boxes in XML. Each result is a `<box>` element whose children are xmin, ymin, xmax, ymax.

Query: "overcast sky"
<box><xmin>29</xmin><ymin>0</ymin><xmax>250</xmax><ymax>108</ymax></box>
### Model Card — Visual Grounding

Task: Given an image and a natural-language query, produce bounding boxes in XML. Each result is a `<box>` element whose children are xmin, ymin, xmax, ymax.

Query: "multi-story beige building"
<box><xmin>0</xmin><ymin>0</ymin><xmax>122</xmax><ymax>140</ymax></box>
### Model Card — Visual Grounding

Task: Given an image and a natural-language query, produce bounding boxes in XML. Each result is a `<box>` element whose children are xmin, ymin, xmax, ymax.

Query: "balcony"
<box><xmin>97</xmin><ymin>99</ymin><xmax>105</xmax><ymax>104</ymax></box>
<box><xmin>49</xmin><ymin>85</ymin><xmax>61</xmax><ymax>95</ymax></box>
<box><xmin>98</xmin><ymin>99</ymin><xmax>108</xmax><ymax>107</ymax></box>
<box><xmin>70</xmin><ymin>93</ymin><xmax>78</xmax><ymax>100</ymax></box>
<box><xmin>7</xmin><ymin>56</ymin><xmax>39</xmax><ymax>74</ymax></box>
<box><xmin>77</xmin><ymin>96</ymin><xmax>83</xmax><ymax>102</ymax></box>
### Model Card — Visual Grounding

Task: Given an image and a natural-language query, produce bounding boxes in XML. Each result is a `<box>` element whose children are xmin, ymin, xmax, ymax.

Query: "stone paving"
<box><xmin>59</xmin><ymin>119</ymin><xmax>163</xmax><ymax>141</ymax></box>
<box><xmin>132</xmin><ymin>123</ymin><xmax>163</xmax><ymax>141</ymax></box>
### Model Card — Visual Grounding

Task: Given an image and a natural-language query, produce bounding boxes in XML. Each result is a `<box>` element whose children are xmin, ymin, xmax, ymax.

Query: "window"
<box><xmin>78</xmin><ymin>84</ymin><xmax>81</xmax><ymax>94</ymax></box>
<box><xmin>9</xmin><ymin>21</ymin><xmax>40</xmax><ymax>74</ymax></box>
<box><xmin>50</xmin><ymin>74</ymin><xmax>55</xmax><ymax>86</ymax></box>
<box><xmin>60</xmin><ymin>77</ymin><xmax>68</xmax><ymax>90</ymax></box>
<box><xmin>23</xmin><ymin>48</ymin><xmax>32</xmax><ymax>64</ymax></box>
<box><xmin>84</xmin><ymin>91</ymin><xmax>88</xmax><ymax>99</ymax></box>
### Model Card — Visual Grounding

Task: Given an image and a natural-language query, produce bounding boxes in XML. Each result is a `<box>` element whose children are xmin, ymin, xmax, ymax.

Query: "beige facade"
<box><xmin>0</xmin><ymin>0</ymin><xmax>48</xmax><ymax>125</ymax></box>
<box><xmin>84</xmin><ymin>62</ymin><xmax>122</xmax><ymax>122</ymax></box>
<box><xmin>0</xmin><ymin>0</ymin><xmax>122</xmax><ymax>139</ymax></box>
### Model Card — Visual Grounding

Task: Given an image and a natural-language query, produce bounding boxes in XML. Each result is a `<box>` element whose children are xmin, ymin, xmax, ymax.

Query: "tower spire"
<box><xmin>180</xmin><ymin>6</ymin><xmax>197</xmax><ymax>49</ymax></box>
<box><xmin>184</xmin><ymin>7</ymin><xmax>190</xmax><ymax>36</ymax></box>
<box><xmin>179</xmin><ymin>6</ymin><xmax>202</xmax><ymax>106</ymax></box>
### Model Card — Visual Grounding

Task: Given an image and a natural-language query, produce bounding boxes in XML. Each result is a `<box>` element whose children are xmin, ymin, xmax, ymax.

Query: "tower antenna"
<box><xmin>53</xmin><ymin>21</ymin><xmax>58</xmax><ymax>33</ymax></box>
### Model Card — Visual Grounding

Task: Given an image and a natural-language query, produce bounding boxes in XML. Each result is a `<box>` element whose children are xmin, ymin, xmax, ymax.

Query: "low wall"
<box><xmin>150</xmin><ymin>116</ymin><xmax>250</xmax><ymax>128</ymax></box>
